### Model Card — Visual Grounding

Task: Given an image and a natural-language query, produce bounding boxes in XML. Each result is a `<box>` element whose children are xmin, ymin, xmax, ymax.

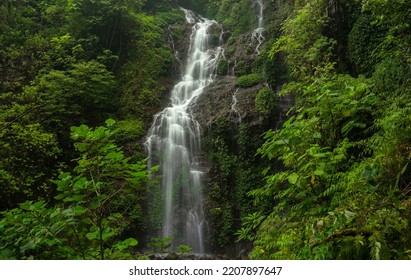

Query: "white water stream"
<box><xmin>145</xmin><ymin>9</ymin><xmax>223</xmax><ymax>254</ymax></box>
<box><xmin>251</xmin><ymin>0</ymin><xmax>265</xmax><ymax>54</ymax></box>
<box><xmin>230</xmin><ymin>89</ymin><xmax>242</xmax><ymax>123</ymax></box>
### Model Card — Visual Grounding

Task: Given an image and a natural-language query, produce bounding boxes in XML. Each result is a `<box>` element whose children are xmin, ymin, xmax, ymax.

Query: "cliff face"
<box><xmin>192</xmin><ymin>76</ymin><xmax>264</xmax><ymax>128</ymax></box>
<box><xmin>188</xmin><ymin>19</ymin><xmax>289</xmax><ymax>255</ymax></box>
<box><xmin>191</xmin><ymin>22</ymin><xmax>269</xmax><ymax>127</ymax></box>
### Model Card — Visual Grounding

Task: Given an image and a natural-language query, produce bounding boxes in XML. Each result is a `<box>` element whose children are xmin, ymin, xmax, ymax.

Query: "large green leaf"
<box><xmin>288</xmin><ymin>172</ymin><xmax>299</xmax><ymax>185</ymax></box>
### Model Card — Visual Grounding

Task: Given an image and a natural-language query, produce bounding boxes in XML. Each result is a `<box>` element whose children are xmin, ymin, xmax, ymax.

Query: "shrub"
<box><xmin>236</xmin><ymin>73</ymin><xmax>261</xmax><ymax>88</ymax></box>
<box><xmin>255</xmin><ymin>87</ymin><xmax>276</xmax><ymax>116</ymax></box>
<box><xmin>114</xmin><ymin>119</ymin><xmax>145</xmax><ymax>145</ymax></box>
<box><xmin>217</xmin><ymin>59</ymin><xmax>229</xmax><ymax>76</ymax></box>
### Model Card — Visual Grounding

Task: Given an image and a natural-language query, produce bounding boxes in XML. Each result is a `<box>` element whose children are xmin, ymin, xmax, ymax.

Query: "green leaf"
<box><xmin>89</xmin><ymin>194</ymin><xmax>107</xmax><ymax>210</ymax></box>
<box><xmin>73</xmin><ymin>205</ymin><xmax>87</xmax><ymax>215</ymax></box>
<box><xmin>288</xmin><ymin>172</ymin><xmax>299</xmax><ymax>185</ymax></box>
<box><xmin>106</xmin><ymin>152</ymin><xmax>123</xmax><ymax>160</ymax></box>
<box><xmin>54</xmin><ymin>194</ymin><xmax>66</xmax><ymax>200</ymax></box>
<box><xmin>176</xmin><ymin>244</ymin><xmax>192</xmax><ymax>254</ymax></box>
<box><xmin>86</xmin><ymin>227</ymin><xmax>99</xmax><ymax>240</ymax></box>
<box><xmin>70</xmin><ymin>124</ymin><xmax>89</xmax><ymax>140</ymax></box>
<box><xmin>362</xmin><ymin>165</ymin><xmax>378</xmax><ymax>180</ymax></box>
<box><xmin>63</xmin><ymin>194</ymin><xmax>85</xmax><ymax>203</ymax></box>
<box><xmin>313</xmin><ymin>132</ymin><xmax>321</xmax><ymax>139</ymax></box>
<box><xmin>344</xmin><ymin>210</ymin><xmax>356</xmax><ymax>219</ymax></box>
<box><xmin>52</xmin><ymin>172</ymin><xmax>72</xmax><ymax>190</ymax></box>
<box><xmin>73</xmin><ymin>178</ymin><xmax>89</xmax><ymax>191</ymax></box>
<box><xmin>124</xmin><ymin>238</ymin><xmax>138</xmax><ymax>247</ymax></box>
<box><xmin>105</xmin><ymin>119</ymin><xmax>116</xmax><ymax>127</ymax></box>
<box><xmin>113</xmin><ymin>238</ymin><xmax>138</xmax><ymax>251</ymax></box>
<box><xmin>314</xmin><ymin>169</ymin><xmax>325</xmax><ymax>176</ymax></box>
<box><xmin>101</xmin><ymin>227</ymin><xmax>113</xmax><ymax>241</ymax></box>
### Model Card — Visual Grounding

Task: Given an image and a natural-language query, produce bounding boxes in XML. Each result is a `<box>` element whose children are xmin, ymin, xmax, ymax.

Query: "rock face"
<box><xmin>190</xmin><ymin>24</ymin><xmax>267</xmax><ymax>132</ymax></box>
<box><xmin>186</xmin><ymin>27</ymin><xmax>270</xmax><ymax>256</ymax></box>
<box><xmin>191</xmin><ymin>76</ymin><xmax>264</xmax><ymax>130</ymax></box>
<box><xmin>184</xmin><ymin>5</ymin><xmax>295</xmax><ymax>254</ymax></box>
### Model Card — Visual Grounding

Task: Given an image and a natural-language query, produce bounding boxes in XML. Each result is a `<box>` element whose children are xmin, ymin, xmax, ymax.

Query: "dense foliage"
<box><xmin>1</xmin><ymin>0</ymin><xmax>410</xmax><ymax>260</ymax></box>
<box><xmin>237</xmin><ymin>0</ymin><xmax>411</xmax><ymax>259</ymax></box>
<box><xmin>0</xmin><ymin>0</ymin><xmax>183</xmax><ymax>259</ymax></box>
<box><xmin>1</xmin><ymin>120</ymin><xmax>148</xmax><ymax>259</ymax></box>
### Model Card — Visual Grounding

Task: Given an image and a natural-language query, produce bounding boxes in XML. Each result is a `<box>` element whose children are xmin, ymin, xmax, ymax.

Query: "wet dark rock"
<box><xmin>207</xmin><ymin>23</ymin><xmax>224</xmax><ymax>47</ymax></box>
<box><xmin>164</xmin><ymin>252</ymin><xmax>180</xmax><ymax>260</ymax></box>
<box><xmin>190</xmin><ymin>76</ymin><xmax>264</xmax><ymax>130</ymax></box>
<box><xmin>148</xmin><ymin>253</ymin><xmax>229</xmax><ymax>260</ymax></box>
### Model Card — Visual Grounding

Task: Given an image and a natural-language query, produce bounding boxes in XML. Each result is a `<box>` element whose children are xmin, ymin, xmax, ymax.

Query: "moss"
<box><xmin>227</xmin><ymin>37</ymin><xmax>236</xmax><ymax>46</ymax></box>
<box><xmin>236</xmin><ymin>73</ymin><xmax>261</xmax><ymax>88</ymax></box>
<box><xmin>372</xmin><ymin>57</ymin><xmax>410</xmax><ymax>95</ymax></box>
<box><xmin>234</xmin><ymin>60</ymin><xmax>251</xmax><ymax>76</ymax></box>
<box><xmin>225</xmin><ymin>47</ymin><xmax>236</xmax><ymax>57</ymax></box>
<box><xmin>217</xmin><ymin>59</ymin><xmax>229</xmax><ymax>76</ymax></box>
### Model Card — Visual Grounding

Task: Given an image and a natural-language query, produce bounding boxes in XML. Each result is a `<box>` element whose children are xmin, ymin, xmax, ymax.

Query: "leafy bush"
<box><xmin>348</xmin><ymin>13</ymin><xmax>386</xmax><ymax>77</ymax></box>
<box><xmin>236</xmin><ymin>73</ymin><xmax>261</xmax><ymax>88</ymax></box>
<box><xmin>372</xmin><ymin>58</ymin><xmax>410</xmax><ymax>95</ymax></box>
<box><xmin>255</xmin><ymin>88</ymin><xmax>276</xmax><ymax>116</ymax></box>
<box><xmin>217</xmin><ymin>59</ymin><xmax>229</xmax><ymax>76</ymax></box>
<box><xmin>114</xmin><ymin>119</ymin><xmax>145</xmax><ymax>145</ymax></box>
<box><xmin>156</xmin><ymin>9</ymin><xmax>186</xmax><ymax>26</ymax></box>
<box><xmin>206</xmin><ymin>0</ymin><xmax>254</xmax><ymax>36</ymax></box>
<box><xmin>234</xmin><ymin>60</ymin><xmax>251</xmax><ymax>76</ymax></box>
<box><xmin>0</xmin><ymin>120</ymin><xmax>148</xmax><ymax>260</ymax></box>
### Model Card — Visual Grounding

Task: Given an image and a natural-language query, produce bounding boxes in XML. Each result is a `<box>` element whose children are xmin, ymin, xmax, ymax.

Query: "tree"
<box><xmin>36</xmin><ymin>60</ymin><xmax>116</xmax><ymax>132</ymax></box>
<box><xmin>0</xmin><ymin>119</ymin><xmax>148</xmax><ymax>259</ymax></box>
<box><xmin>238</xmin><ymin>0</ymin><xmax>411</xmax><ymax>260</ymax></box>
<box><xmin>0</xmin><ymin>122</ymin><xmax>61</xmax><ymax>210</ymax></box>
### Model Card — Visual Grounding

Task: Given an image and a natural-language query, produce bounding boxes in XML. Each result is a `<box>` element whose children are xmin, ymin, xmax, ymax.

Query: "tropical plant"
<box><xmin>0</xmin><ymin>120</ymin><xmax>148</xmax><ymax>259</ymax></box>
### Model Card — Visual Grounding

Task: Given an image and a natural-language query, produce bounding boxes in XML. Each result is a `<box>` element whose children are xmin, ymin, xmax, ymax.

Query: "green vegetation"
<box><xmin>237</xmin><ymin>0</ymin><xmax>411</xmax><ymax>259</ymax></box>
<box><xmin>0</xmin><ymin>120</ymin><xmax>148</xmax><ymax>259</ymax></box>
<box><xmin>204</xmin><ymin>0</ymin><xmax>255</xmax><ymax>36</ymax></box>
<box><xmin>0</xmin><ymin>0</ymin><xmax>184</xmax><ymax>259</ymax></box>
<box><xmin>236</xmin><ymin>73</ymin><xmax>261</xmax><ymax>88</ymax></box>
<box><xmin>1</xmin><ymin>0</ymin><xmax>410</xmax><ymax>260</ymax></box>
<box><xmin>203</xmin><ymin>118</ymin><xmax>267</xmax><ymax>253</ymax></box>
<box><xmin>217</xmin><ymin>59</ymin><xmax>229</xmax><ymax>76</ymax></box>
<box><xmin>255</xmin><ymin>87</ymin><xmax>276</xmax><ymax>116</ymax></box>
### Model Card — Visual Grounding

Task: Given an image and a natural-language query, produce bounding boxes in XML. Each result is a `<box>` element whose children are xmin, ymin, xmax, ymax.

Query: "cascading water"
<box><xmin>145</xmin><ymin>9</ymin><xmax>223</xmax><ymax>254</ymax></box>
<box><xmin>230</xmin><ymin>89</ymin><xmax>242</xmax><ymax>123</ymax></box>
<box><xmin>251</xmin><ymin>0</ymin><xmax>265</xmax><ymax>54</ymax></box>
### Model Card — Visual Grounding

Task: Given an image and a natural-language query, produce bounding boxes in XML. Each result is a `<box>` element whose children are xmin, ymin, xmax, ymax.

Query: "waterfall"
<box><xmin>230</xmin><ymin>89</ymin><xmax>242</xmax><ymax>123</ymax></box>
<box><xmin>251</xmin><ymin>0</ymin><xmax>265</xmax><ymax>54</ymax></box>
<box><xmin>145</xmin><ymin>9</ymin><xmax>223</xmax><ymax>254</ymax></box>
